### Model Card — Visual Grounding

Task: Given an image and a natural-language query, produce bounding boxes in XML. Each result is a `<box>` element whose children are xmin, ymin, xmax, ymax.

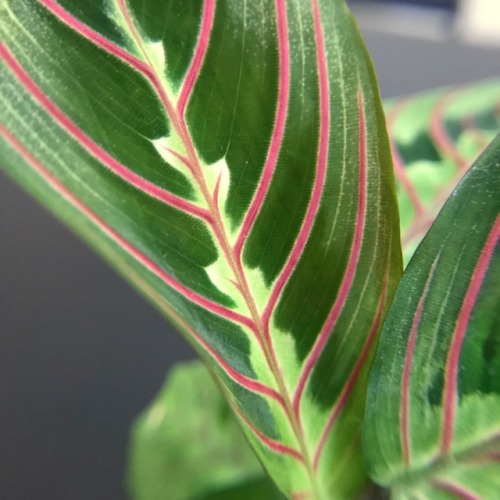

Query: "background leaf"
<box><xmin>364</xmin><ymin>135</ymin><xmax>500</xmax><ymax>497</ymax></box>
<box><xmin>386</xmin><ymin>81</ymin><xmax>500</xmax><ymax>264</ymax></box>
<box><xmin>0</xmin><ymin>1</ymin><xmax>400</xmax><ymax>496</ymax></box>
<box><xmin>128</xmin><ymin>361</ymin><xmax>283</xmax><ymax>500</ymax></box>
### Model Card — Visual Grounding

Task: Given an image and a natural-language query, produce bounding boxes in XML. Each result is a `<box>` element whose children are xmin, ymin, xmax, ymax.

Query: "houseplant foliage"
<box><xmin>129</xmin><ymin>361</ymin><xmax>284</xmax><ymax>499</ymax></box>
<box><xmin>0</xmin><ymin>0</ymin><xmax>401</xmax><ymax>497</ymax></box>
<box><xmin>386</xmin><ymin>81</ymin><xmax>500</xmax><ymax>264</ymax></box>
<box><xmin>128</xmin><ymin>84</ymin><xmax>500</xmax><ymax>499</ymax></box>
<box><xmin>364</xmin><ymin>135</ymin><xmax>500</xmax><ymax>498</ymax></box>
<box><xmin>0</xmin><ymin>1</ymin><xmax>499</xmax><ymax>499</ymax></box>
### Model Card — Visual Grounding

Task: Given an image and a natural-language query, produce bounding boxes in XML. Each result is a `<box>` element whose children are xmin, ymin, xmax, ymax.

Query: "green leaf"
<box><xmin>128</xmin><ymin>360</ymin><xmax>283</xmax><ymax>500</ymax></box>
<box><xmin>0</xmin><ymin>1</ymin><xmax>401</xmax><ymax>496</ymax></box>
<box><xmin>385</xmin><ymin>81</ymin><xmax>500</xmax><ymax>264</ymax></box>
<box><xmin>364</xmin><ymin>135</ymin><xmax>500</xmax><ymax>497</ymax></box>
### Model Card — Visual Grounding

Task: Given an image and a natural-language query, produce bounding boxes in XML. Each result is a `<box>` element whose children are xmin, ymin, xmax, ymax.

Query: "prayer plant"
<box><xmin>1</xmin><ymin>1</ymin><xmax>499</xmax><ymax>499</ymax></box>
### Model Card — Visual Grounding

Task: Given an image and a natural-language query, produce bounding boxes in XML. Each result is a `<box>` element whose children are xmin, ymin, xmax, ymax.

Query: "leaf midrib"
<box><xmin>114</xmin><ymin>0</ymin><xmax>321</xmax><ymax>493</ymax></box>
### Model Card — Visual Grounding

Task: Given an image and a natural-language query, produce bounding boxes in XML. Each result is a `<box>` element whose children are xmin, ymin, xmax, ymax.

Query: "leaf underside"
<box><xmin>364</xmin><ymin>135</ymin><xmax>500</xmax><ymax>498</ymax></box>
<box><xmin>386</xmin><ymin>81</ymin><xmax>500</xmax><ymax>265</ymax></box>
<box><xmin>0</xmin><ymin>1</ymin><xmax>401</xmax><ymax>496</ymax></box>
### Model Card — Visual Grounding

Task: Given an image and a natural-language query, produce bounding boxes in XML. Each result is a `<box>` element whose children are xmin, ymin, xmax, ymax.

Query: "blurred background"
<box><xmin>349</xmin><ymin>0</ymin><xmax>500</xmax><ymax>46</ymax></box>
<box><xmin>1</xmin><ymin>1</ymin><xmax>499</xmax><ymax>499</ymax></box>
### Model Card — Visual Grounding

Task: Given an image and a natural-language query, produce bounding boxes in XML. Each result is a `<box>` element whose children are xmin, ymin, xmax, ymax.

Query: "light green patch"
<box><xmin>247</xmin><ymin>337</ymin><xmax>282</xmax><ymax>396</ymax></box>
<box><xmin>269</xmin><ymin>325</ymin><xmax>302</xmax><ymax>395</ymax></box>
<box><xmin>405</xmin><ymin>159</ymin><xmax>457</xmax><ymax>208</ymax></box>
<box><xmin>397</xmin><ymin>189</ymin><xmax>416</xmax><ymax>230</ymax></box>
<box><xmin>205</xmin><ymin>157</ymin><xmax>231</xmax><ymax>214</ymax></box>
<box><xmin>110</xmin><ymin>0</ymin><xmax>176</xmax><ymax>103</ymax></box>
<box><xmin>432</xmin><ymin>462</ymin><xmax>500</xmax><ymax>498</ymax></box>
<box><xmin>240</xmin><ymin>424</ymin><xmax>310</xmax><ymax>497</ymax></box>
<box><xmin>128</xmin><ymin>361</ymin><xmax>276</xmax><ymax>500</ymax></box>
<box><xmin>205</xmin><ymin>255</ymin><xmax>247</xmax><ymax>314</ymax></box>
<box><xmin>455</xmin><ymin>130</ymin><xmax>495</xmax><ymax>165</ymax></box>
<box><xmin>392</xmin><ymin>92</ymin><xmax>442</xmax><ymax>146</ymax></box>
<box><xmin>245</xmin><ymin>334</ymin><xmax>299</xmax><ymax>454</ymax></box>
<box><xmin>143</xmin><ymin>39</ymin><xmax>177</xmax><ymax>103</ymax></box>
<box><xmin>243</xmin><ymin>266</ymin><xmax>271</xmax><ymax>313</ymax></box>
<box><xmin>151</xmin><ymin>134</ymin><xmax>191</xmax><ymax>174</ymax></box>
<box><xmin>384</xmin><ymin>394</ymin><xmax>500</xmax><ymax>491</ymax></box>
<box><xmin>299</xmin><ymin>393</ymin><xmax>330</xmax><ymax>451</ymax></box>
<box><xmin>104</xmin><ymin>1</ymin><xmax>142</xmax><ymax>57</ymax></box>
<box><xmin>144</xmin><ymin>39</ymin><xmax>167</xmax><ymax>74</ymax></box>
<box><xmin>452</xmin><ymin>393</ymin><xmax>500</xmax><ymax>457</ymax></box>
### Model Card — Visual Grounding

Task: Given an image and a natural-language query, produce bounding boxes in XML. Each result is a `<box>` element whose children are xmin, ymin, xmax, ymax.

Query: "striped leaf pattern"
<box><xmin>0</xmin><ymin>1</ymin><xmax>401</xmax><ymax>496</ymax></box>
<box><xmin>364</xmin><ymin>135</ymin><xmax>500</xmax><ymax>498</ymax></box>
<box><xmin>386</xmin><ymin>81</ymin><xmax>500</xmax><ymax>264</ymax></box>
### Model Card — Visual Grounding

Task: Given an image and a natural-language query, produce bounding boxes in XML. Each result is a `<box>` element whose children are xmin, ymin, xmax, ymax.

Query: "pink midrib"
<box><xmin>0</xmin><ymin>124</ymin><xmax>252</xmax><ymax>329</ymax></box>
<box><xmin>37</xmin><ymin>0</ymin><xmax>311</xmax><ymax>463</ymax></box>
<box><xmin>441</xmin><ymin>215</ymin><xmax>500</xmax><ymax>453</ymax></box>
<box><xmin>119</xmin><ymin>266</ymin><xmax>286</xmax><ymax>406</ymax></box>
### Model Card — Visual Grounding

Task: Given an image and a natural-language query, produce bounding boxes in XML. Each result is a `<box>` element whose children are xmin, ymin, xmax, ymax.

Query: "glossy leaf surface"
<box><xmin>364</xmin><ymin>135</ymin><xmax>500</xmax><ymax>497</ymax></box>
<box><xmin>128</xmin><ymin>361</ymin><xmax>283</xmax><ymax>500</ymax></box>
<box><xmin>0</xmin><ymin>1</ymin><xmax>401</xmax><ymax>496</ymax></box>
<box><xmin>386</xmin><ymin>81</ymin><xmax>500</xmax><ymax>264</ymax></box>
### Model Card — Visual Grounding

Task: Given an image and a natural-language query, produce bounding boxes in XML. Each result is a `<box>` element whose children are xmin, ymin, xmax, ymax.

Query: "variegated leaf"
<box><xmin>364</xmin><ymin>135</ymin><xmax>500</xmax><ymax>498</ymax></box>
<box><xmin>0</xmin><ymin>1</ymin><xmax>401</xmax><ymax>496</ymax></box>
<box><xmin>386</xmin><ymin>81</ymin><xmax>500</xmax><ymax>264</ymax></box>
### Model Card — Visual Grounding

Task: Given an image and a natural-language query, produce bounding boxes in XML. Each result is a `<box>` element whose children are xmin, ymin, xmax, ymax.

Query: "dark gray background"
<box><xmin>1</xmin><ymin>16</ymin><xmax>499</xmax><ymax>500</ymax></box>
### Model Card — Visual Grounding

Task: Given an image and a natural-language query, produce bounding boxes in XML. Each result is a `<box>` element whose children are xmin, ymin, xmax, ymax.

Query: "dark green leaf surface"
<box><xmin>128</xmin><ymin>361</ymin><xmax>283</xmax><ymax>500</ymax></box>
<box><xmin>364</xmin><ymin>135</ymin><xmax>500</xmax><ymax>497</ymax></box>
<box><xmin>0</xmin><ymin>1</ymin><xmax>401</xmax><ymax>496</ymax></box>
<box><xmin>385</xmin><ymin>81</ymin><xmax>500</xmax><ymax>264</ymax></box>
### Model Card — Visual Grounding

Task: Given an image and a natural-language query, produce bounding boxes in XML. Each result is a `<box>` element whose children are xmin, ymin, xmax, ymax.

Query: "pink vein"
<box><xmin>403</xmin><ymin>91</ymin><xmax>473</xmax><ymax>247</ymax></box>
<box><xmin>177</xmin><ymin>0</ymin><xmax>215</xmax><ymax>118</ymax></box>
<box><xmin>261</xmin><ymin>0</ymin><xmax>330</xmax><ymax>340</ymax></box>
<box><xmin>313</xmin><ymin>271</ymin><xmax>388</xmax><ymax>470</ymax></box>
<box><xmin>229</xmin><ymin>400</ymin><xmax>304</xmax><ymax>462</ymax></box>
<box><xmin>386</xmin><ymin>100</ymin><xmax>425</xmax><ymax>218</ymax></box>
<box><xmin>0</xmin><ymin>42</ymin><xmax>211</xmax><ymax>224</ymax></box>
<box><xmin>432</xmin><ymin>479</ymin><xmax>481</xmax><ymax>500</ymax></box>
<box><xmin>430</xmin><ymin>91</ymin><xmax>469</xmax><ymax>171</ymax></box>
<box><xmin>131</xmin><ymin>276</ymin><xmax>285</xmax><ymax>406</ymax></box>
<box><xmin>233</xmin><ymin>0</ymin><xmax>290</xmax><ymax>259</ymax></box>
<box><xmin>0</xmin><ymin>125</ymin><xmax>252</xmax><ymax>329</ymax></box>
<box><xmin>292</xmin><ymin>89</ymin><xmax>367</xmax><ymax>419</ymax></box>
<box><xmin>441</xmin><ymin>215</ymin><xmax>500</xmax><ymax>453</ymax></box>
<box><xmin>39</xmin><ymin>0</ymin><xmax>152</xmax><ymax>85</ymax></box>
<box><xmin>41</xmin><ymin>0</ymin><xmax>278</xmax><ymax>373</ymax></box>
<box><xmin>400</xmin><ymin>259</ymin><xmax>437</xmax><ymax>466</ymax></box>
<box><xmin>38</xmin><ymin>0</ymin><xmax>312</xmax><ymax>469</ymax></box>
<box><xmin>39</xmin><ymin>0</ymin><xmax>178</xmax><ymax>135</ymax></box>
